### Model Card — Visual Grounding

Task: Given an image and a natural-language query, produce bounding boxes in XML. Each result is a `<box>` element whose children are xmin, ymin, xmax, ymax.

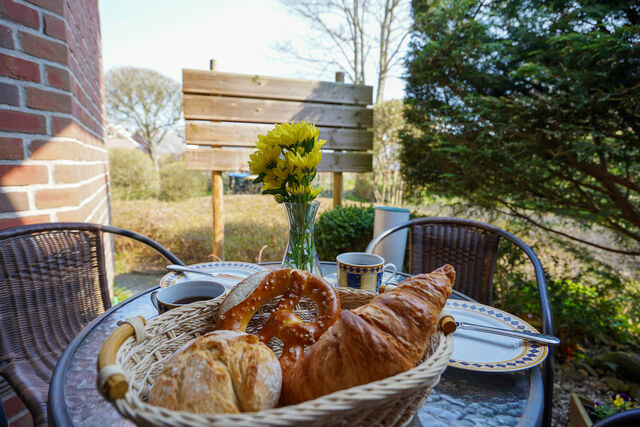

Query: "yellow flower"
<box><xmin>263</xmin><ymin>169</ymin><xmax>284</xmax><ymax>191</ymax></box>
<box><xmin>287</xmin><ymin>183</ymin><xmax>309</xmax><ymax>196</ymax></box>
<box><xmin>613</xmin><ymin>395</ymin><xmax>624</xmax><ymax>407</ymax></box>
<box><xmin>249</xmin><ymin>121</ymin><xmax>324</xmax><ymax>203</ymax></box>
<box><xmin>258</xmin><ymin>121</ymin><xmax>320</xmax><ymax>149</ymax></box>
<box><xmin>249</xmin><ymin>142</ymin><xmax>281</xmax><ymax>175</ymax></box>
<box><xmin>286</xmin><ymin>183</ymin><xmax>322</xmax><ymax>198</ymax></box>
<box><xmin>306</xmin><ymin>145</ymin><xmax>323</xmax><ymax>168</ymax></box>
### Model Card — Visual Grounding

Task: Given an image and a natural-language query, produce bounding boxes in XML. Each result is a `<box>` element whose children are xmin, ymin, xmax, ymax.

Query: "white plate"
<box><xmin>323</xmin><ymin>271</ymin><xmax>398</xmax><ymax>288</ymax></box>
<box><xmin>446</xmin><ymin>300</ymin><xmax>548</xmax><ymax>372</ymax></box>
<box><xmin>160</xmin><ymin>262</ymin><xmax>267</xmax><ymax>290</ymax></box>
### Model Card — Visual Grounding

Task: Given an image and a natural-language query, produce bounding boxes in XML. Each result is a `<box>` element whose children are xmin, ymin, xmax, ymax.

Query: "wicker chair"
<box><xmin>366</xmin><ymin>217</ymin><xmax>555</xmax><ymax>427</ymax></box>
<box><xmin>0</xmin><ymin>222</ymin><xmax>184</xmax><ymax>426</ymax></box>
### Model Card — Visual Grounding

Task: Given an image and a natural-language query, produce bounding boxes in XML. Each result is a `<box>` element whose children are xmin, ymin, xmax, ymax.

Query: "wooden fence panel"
<box><xmin>185</xmin><ymin>148</ymin><xmax>372</xmax><ymax>173</ymax></box>
<box><xmin>186</xmin><ymin>121</ymin><xmax>373</xmax><ymax>151</ymax></box>
<box><xmin>183</xmin><ymin>94</ymin><xmax>373</xmax><ymax>128</ymax></box>
<box><xmin>183</xmin><ymin>69</ymin><xmax>373</xmax><ymax>105</ymax></box>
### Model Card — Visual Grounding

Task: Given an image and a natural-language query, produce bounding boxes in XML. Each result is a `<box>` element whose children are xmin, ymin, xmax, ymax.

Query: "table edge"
<box><xmin>48</xmin><ymin>263</ymin><xmax>542</xmax><ymax>426</ymax></box>
<box><xmin>48</xmin><ymin>286</ymin><xmax>159</xmax><ymax>426</ymax></box>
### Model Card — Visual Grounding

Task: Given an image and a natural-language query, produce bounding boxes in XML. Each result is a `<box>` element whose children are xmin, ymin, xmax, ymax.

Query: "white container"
<box><xmin>373</xmin><ymin>206</ymin><xmax>410</xmax><ymax>271</ymax></box>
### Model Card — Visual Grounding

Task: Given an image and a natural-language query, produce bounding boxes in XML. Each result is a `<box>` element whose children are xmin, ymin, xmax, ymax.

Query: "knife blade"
<box><xmin>455</xmin><ymin>321</ymin><xmax>560</xmax><ymax>346</ymax></box>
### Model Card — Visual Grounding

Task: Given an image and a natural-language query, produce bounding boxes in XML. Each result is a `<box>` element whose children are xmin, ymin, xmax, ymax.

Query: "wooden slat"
<box><xmin>186</xmin><ymin>121</ymin><xmax>373</xmax><ymax>151</ymax></box>
<box><xmin>183</xmin><ymin>95</ymin><xmax>373</xmax><ymax>129</ymax></box>
<box><xmin>182</xmin><ymin>69</ymin><xmax>373</xmax><ymax>105</ymax></box>
<box><xmin>185</xmin><ymin>148</ymin><xmax>372</xmax><ymax>172</ymax></box>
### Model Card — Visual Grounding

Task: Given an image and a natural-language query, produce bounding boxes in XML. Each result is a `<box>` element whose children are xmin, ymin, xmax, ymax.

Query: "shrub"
<box><xmin>159</xmin><ymin>161</ymin><xmax>209</xmax><ymax>201</ymax></box>
<box><xmin>353</xmin><ymin>174</ymin><xmax>375</xmax><ymax>201</ymax></box>
<box><xmin>493</xmin><ymin>242</ymin><xmax>640</xmax><ymax>361</ymax></box>
<box><xmin>315</xmin><ymin>205</ymin><xmax>375</xmax><ymax>261</ymax></box>
<box><xmin>109</xmin><ymin>148</ymin><xmax>159</xmax><ymax>200</ymax></box>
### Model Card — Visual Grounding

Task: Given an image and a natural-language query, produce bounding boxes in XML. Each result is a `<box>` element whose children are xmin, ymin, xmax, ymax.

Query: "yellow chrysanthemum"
<box><xmin>263</xmin><ymin>169</ymin><xmax>285</xmax><ymax>191</ymax></box>
<box><xmin>259</xmin><ymin>121</ymin><xmax>319</xmax><ymax>148</ymax></box>
<box><xmin>249</xmin><ymin>142</ymin><xmax>281</xmax><ymax>175</ymax></box>
<box><xmin>249</xmin><ymin>121</ymin><xmax>324</xmax><ymax>203</ymax></box>
<box><xmin>287</xmin><ymin>183</ymin><xmax>309</xmax><ymax>196</ymax></box>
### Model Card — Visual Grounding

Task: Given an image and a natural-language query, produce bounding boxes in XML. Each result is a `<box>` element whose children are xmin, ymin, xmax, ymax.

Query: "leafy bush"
<box><xmin>159</xmin><ymin>161</ymin><xmax>209</xmax><ymax>201</ymax></box>
<box><xmin>493</xmin><ymin>242</ymin><xmax>640</xmax><ymax>360</ymax></box>
<box><xmin>315</xmin><ymin>205</ymin><xmax>375</xmax><ymax>261</ymax></box>
<box><xmin>353</xmin><ymin>174</ymin><xmax>375</xmax><ymax>201</ymax></box>
<box><xmin>109</xmin><ymin>148</ymin><xmax>159</xmax><ymax>200</ymax></box>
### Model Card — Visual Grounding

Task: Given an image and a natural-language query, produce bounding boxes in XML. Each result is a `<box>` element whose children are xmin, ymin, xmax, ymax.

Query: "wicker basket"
<box><xmin>107</xmin><ymin>287</ymin><xmax>454</xmax><ymax>426</ymax></box>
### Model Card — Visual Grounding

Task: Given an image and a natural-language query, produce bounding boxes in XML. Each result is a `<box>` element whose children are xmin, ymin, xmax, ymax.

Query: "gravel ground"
<box><xmin>552</xmin><ymin>365</ymin><xmax>611</xmax><ymax>426</ymax></box>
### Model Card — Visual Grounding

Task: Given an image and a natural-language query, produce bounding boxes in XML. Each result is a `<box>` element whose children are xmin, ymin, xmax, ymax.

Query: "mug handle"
<box><xmin>150</xmin><ymin>290</ymin><xmax>159</xmax><ymax>311</ymax></box>
<box><xmin>382</xmin><ymin>263</ymin><xmax>397</xmax><ymax>284</ymax></box>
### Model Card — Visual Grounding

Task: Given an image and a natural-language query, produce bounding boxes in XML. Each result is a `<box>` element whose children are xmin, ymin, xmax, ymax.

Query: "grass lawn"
<box><xmin>111</xmin><ymin>194</ymin><xmax>335</xmax><ymax>273</ymax></box>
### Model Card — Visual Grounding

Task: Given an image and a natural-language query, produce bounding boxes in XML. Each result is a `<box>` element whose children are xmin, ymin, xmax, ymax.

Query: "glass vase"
<box><xmin>281</xmin><ymin>201</ymin><xmax>322</xmax><ymax>276</ymax></box>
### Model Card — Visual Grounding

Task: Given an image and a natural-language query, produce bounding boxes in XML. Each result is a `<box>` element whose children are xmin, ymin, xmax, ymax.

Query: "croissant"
<box><xmin>280</xmin><ymin>264</ymin><xmax>455</xmax><ymax>405</ymax></box>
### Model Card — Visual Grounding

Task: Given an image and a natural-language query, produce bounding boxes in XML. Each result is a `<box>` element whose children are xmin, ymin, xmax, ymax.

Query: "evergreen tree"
<box><xmin>401</xmin><ymin>0</ymin><xmax>640</xmax><ymax>252</ymax></box>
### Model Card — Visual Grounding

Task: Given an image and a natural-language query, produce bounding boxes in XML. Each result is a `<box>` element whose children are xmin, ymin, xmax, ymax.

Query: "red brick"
<box><xmin>0</xmin><ymin>137</ymin><xmax>24</xmax><ymax>159</ymax></box>
<box><xmin>0</xmin><ymin>53</ymin><xmax>40</xmax><ymax>82</ymax></box>
<box><xmin>43</xmin><ymin>13</ymin><xmax>65</xmax><ymax>41</ymax></box>
<box><xmin>9</xmin><ymin>411</ymin><xmax>34</xmax><ymax>427</ymax></box>
<box><xmin>2</xmin><ymin>394</ymin><xmax>26</xmax><ymax>417</ymax></box>
<box><xmin>29</xmin><ymin>139</ymin><xmax>80</xmax><ymax>160</ymax></box>
<box><xmin>82</xmin><ymin>162</ymin><xmax>107</xmax><ymax>179</ymax></box>
<box><xmin>45</xmin><ymin>65</ymin><xmax>70</xmax><ymax>90</ymax></box>
<box><xmin>0</xmin><ymin>23</ymin><xmax>13</xmax><ymax>48</ymax></box>
<box><xmin>0</xmin><ymin>164</ymin><xmax>47</xmax><ymax>185</ymax></box>
<box><xmin>19</xmin><ymin>31</ymin><xmax>67</xmax><ymax>65</ymax></box>
<box><xmin>0</xmin><ymin>215</ymin><xmax>48</xmax><ymax>230</ymax></box>
<box><xmin>55</xmin><ymin>207</ymin><xmax>81</xmax><ymax>222</ymax></box>
<box><xmin>0</xmin><ymin>0</ymin><xmax>39</xmax><ymax>29</ymax></box>
<box><xmin>57</xmin><ymin>189</ymin><xmax>106</xmax><ymax>222</ymax></box>
<box><xmin>35</xmin><ymin>187</ymin><xmax>80</xmax><ymax>208</ymax></box>
<box><xmin>25</xmin><ymin>0</ymin><xmax>63</xmax><ymax>16</ymax></box>
<box><xmin>0</xmin><ymin>82</ymin><xmax>20</xmax><ymax>106</ymax></box>
<box><xmin>26</xmin><ymin>87</ymin><xmax>71</xmax><ymax>113</ymax></box>
<box><xmin>0</xmin><ymin>191</ymin><xmax>29</xmax><ymax>212</ymax></box>
<box><xmin>52</xmin><ymin>164</ymin><xmax>78</xmax><ymax>183</ymax></box>
<box><xmin>81</xmin><ymin>175</ymin><xmax>107</xmax><ymax>199</ymax></box>
<box><xmin>51</xmin><ymin>116</ymin><xmax>103</xmax><ymax>146</ymax></box>
<box><xmin>0</xmin><ymin>110</ymin><xmax>46</xmax><ymax>134</ymax></box>
<box><xmin>50</xmin><ymin>115</ymin><xmax>73</xmax><ymax>137</ymax></box>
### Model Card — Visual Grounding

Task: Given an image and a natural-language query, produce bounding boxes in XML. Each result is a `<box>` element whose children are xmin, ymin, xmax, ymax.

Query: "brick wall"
<box><xmin>0</xmin><ymin>0</ymin><xmax>110</xmax><ymax>229</ymax></box>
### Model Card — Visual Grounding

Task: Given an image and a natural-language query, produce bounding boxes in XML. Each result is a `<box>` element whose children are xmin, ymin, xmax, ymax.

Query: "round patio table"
<box><xmin>48</xmin><ymin>262</ymin><xmax>543</xmax><ymax>426</ymax></box>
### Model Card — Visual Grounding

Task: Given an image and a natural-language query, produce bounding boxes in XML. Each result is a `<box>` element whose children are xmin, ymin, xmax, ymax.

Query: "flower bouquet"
<box><xmin>248</xmin><ymin>121</ymin><xmax>325</xmax><ymax>274</ymax></box>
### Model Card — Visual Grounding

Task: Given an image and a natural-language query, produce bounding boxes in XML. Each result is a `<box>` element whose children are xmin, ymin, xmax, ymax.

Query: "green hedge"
<box><xmin>315</xmin><ymin>205</ymin><xmax>375</xmax><ymax>261</ymax></box>
<box><xmin>109</xmin><ymin>148</ymin><xmax>159</xmax><ymax>200</ymax></box>
<box><xmin>160</xmin><ymin>161</ymin><xmax>209</xmax><ymax>201</ymax></box>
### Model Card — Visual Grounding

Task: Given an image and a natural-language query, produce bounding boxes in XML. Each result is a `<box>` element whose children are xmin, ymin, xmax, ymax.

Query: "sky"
<box><xmin>99</xmin><ymin>0</ymin><xmax>407</xmax><ymax>100</ymax></box>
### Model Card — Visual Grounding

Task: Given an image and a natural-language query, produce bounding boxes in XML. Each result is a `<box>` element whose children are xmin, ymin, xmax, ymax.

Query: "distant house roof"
<box><xmin>105</xmin><ymin>123</ymin><xmax>144</xmax><ymax>151</ymax></box>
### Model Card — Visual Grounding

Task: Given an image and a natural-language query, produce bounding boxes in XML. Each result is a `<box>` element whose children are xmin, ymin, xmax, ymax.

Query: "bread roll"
<box><xmin>149</xmin><ymin>330</ymin><xmax>282</xmax><ymax>413</ymax></box>
<box><xmin>280</xmin><ymin>264</ymin><xmax>455</xmax><ymax>404</ymax></box>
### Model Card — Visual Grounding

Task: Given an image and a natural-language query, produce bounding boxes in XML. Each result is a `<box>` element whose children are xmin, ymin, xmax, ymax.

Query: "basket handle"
<box><xmin>97</xmin><ymin>315</ymin><xmax>146</xmax><ymax>400</ymax></box>
<box><xmin>439</xmin><ymin>313</ymin><xmax>456</xmax><ymax>335</ymax></box>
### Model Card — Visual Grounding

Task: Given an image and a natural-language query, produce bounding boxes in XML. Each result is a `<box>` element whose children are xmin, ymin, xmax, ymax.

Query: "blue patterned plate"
<box><xmin>159</xmin><ymin>262</ymin><xmax>267</xmax><ymax>289</ymax></box>
<box><xmin>446</xmin><ymin>300</ymin><xmax>549</xmax><ymax>372</ymax></box>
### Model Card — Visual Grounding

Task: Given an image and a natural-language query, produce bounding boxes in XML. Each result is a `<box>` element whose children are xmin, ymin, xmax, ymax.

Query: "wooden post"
<box><xmin>210</xmin><ymin>59</ymin><xmax>224</xmax><ymax>260</ymax></box>
<box><xmin>333</xmin><ymin>71</ymin><xmax>345</xmax><ymax>208</ymax></box>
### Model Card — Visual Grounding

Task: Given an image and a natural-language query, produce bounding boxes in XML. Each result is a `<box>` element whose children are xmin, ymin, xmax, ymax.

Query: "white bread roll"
<box><xmin>149</xmin><ymin>330</ymin><xmax>282</xmax><ymax>413</ymax></box>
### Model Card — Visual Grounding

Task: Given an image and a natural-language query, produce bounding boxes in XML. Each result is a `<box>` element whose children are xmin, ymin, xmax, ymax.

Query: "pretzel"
<box><xmin>216</xmin><ymin>269</ymin><xmax>340</xmax><ymax>368</ymax></box>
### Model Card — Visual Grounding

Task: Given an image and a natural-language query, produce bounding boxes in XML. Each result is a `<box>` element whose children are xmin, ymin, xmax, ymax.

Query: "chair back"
<box><xmin>0</xmin><ymin>224</ymin><xmax>111</xmax><ymax>424</ymax></box>
<box><xmin>409</xmin><ymin>221</ymin><xmax>500</xmax><ymax>305</ymax></box>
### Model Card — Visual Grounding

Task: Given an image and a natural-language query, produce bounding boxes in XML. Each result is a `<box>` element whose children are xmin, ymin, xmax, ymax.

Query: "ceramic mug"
<box><xmin>336</xmin><ymin>252</ymin><xmax>396</xmax><ymax>292</ymax></box>
<box><xmin>151</xmin><ymin>280</ymin><xmax>226</xmax><ymax>314</ymax></box>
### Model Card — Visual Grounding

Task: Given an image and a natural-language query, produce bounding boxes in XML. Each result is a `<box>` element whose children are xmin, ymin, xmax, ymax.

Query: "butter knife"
<box><xmin>166</xmin><ymin>265</ymin><xmax>244</xmax><ymax>280</ymax></box>
<box><xmin>456</xmin><ymin>321</ymin><xmax>560</xmax><ymax>346</ymax></box>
